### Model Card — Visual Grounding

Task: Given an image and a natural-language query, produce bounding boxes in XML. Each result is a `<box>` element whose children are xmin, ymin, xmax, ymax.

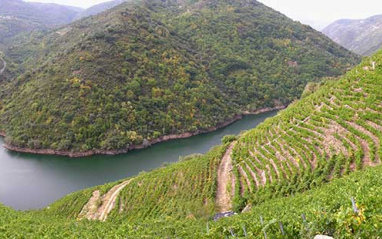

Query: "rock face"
<box><xmin>323</xmin><ymin>14</ymin><xmax>382</xmax><ymax>56</ymax></box>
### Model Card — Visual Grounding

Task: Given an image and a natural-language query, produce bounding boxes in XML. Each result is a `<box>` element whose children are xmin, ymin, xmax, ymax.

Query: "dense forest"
<box><xmin>0</xmin><ymin>49</ymin><xmax>381</xmax><ymax>238</ymax></box>
<box><xmin>0</xmin><ymin>0</ymin><xmax>359</xmax><ymax>153</ymax></box>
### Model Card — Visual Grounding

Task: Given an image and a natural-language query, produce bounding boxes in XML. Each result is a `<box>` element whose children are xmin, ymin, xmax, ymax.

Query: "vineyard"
<box><xmin>1</xmin><ymin>165</ymin><xmax>382</xmax><ymax>238</ymax></box>
<box><xmin>1</xmin><ymin>49</ymin><xmax>382</xmax><ymax>238</ymax></box>
<box><xmin>230</xmin><ymin>53</ymin><xmax>382</xmax><ymax>211</ymax></box>
<box><xmin>47</xmin><ymin>141</ymin><xmax>231</xmax><ymax>221</ymax></box>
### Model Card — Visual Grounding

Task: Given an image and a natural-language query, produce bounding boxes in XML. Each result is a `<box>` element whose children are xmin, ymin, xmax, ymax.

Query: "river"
<box><xmin>0</xmin><ymin>111</ymin><xmax>278</xmax><ymax>210</ymax></box>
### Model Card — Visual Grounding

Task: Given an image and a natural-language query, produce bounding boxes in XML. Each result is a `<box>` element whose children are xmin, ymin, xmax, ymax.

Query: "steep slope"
<box><xmin>0</xmin><ymin>0</ymin><xmax>359</xmax><ymax>154</ymax></box>
<box><xmin>0</xmin><ymin>0</ymin><xmax>83</xmax><ymax>49</ymax></box>
<box><xmin>47</xmin><ymin>49</ymin><xmax>382</xmax><ymax>223</ymax></box>
<box><xmin>0</xmin><ymin>0</ymin><xmax>82</xmax><ymax>26</ymax></box>
<box><xmin>48</xmin><ymin>142</ymin><xmax>227</xmax><ymax>221</ymax></box>
<box><xmin>0</xmin><ymin>0</ymin><xmax>44</xmax><ymax>45</ymax></box>
<box><xmin>28</xmin><ymin>2</ymin><xmax>83</xmax><ymax>26</ymax></box>
<box><xmin>1</xmin><ymin>46</ymin><xmax>382</xmax><ymax>239</ymax></box>
<box><xmin>2</xmin><ymin>164</ymin><xmax>381</xmax><ymax>237</ymax></box>
<box><xmin>76</xmin><ymin>0</ymin><xmax>128</xmax><ymax>19</ymax></box>
<box><xmin>323</xmin><ymin>14</ymin><xmax>382</xmax><ymax>56</ymax></box>
<box><xmin>230</xmin><ymin>52</ymin><xmax>382</xmax><ymax>210</ymax></box>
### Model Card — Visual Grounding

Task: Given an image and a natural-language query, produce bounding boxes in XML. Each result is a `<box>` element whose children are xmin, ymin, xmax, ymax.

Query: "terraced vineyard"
<box><xmin>46</xmin><ymin>52</ymin><xmax>382</xmax><ymax>224</ymax></box>
<box><xmin>110</xmin><ymin>146</ymin><xmax>223</xmax><ymax>221</ymax></box>
<box><xmin>230</xmin><ymin>55</ymin><xmax>382</xmax><ymax>210</ymax></box>
<box><xmin>2</xmin><ymin>164</ymin><xmax>382</xmax><ymax>238</ymax></box>
<box><xmin>1</xmin><ymin>50</ymin><xmax>382</xmax><ymax>238</ymax></box>
<box><xmin>48</xmin><ymin>142</ymin><xmax>231</xmax><ymax>221</ymax></box>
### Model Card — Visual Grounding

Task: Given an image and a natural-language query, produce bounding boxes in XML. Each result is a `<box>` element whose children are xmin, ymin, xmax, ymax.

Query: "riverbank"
<box><xmin>1</xmin><ymin>106</ymin><xmax>285</xmax><ymax>157</ymax></box>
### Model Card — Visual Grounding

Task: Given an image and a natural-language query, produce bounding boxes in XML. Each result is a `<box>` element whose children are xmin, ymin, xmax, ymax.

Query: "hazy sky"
<box><xmin>26</xmin><ymin>0</ymin><xmax>382</xmax><ymax>30</ymax></box>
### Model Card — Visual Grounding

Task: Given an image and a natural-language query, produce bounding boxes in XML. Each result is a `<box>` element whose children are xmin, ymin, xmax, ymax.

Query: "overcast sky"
<box><xmin>26</xmin><ymin>0</ymin><xmax>382</xmax><ymax>30</ymax></box>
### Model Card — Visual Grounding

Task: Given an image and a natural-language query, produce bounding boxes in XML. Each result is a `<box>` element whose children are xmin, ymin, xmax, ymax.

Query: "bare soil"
<box><xmin>216</xmin><ymin>143</ymin><xmax>235</xmax><ymax>212</ymax></box>
<box><xmin>245</xmin><ymin>163</ymin><xmax>259</xmax><ymax>188</ymax></box>
<box><xmin>238</xmin><ymin>165</ymin><xmax>252</xmax><ymax>192</ymax></box>
<box><xmin>79</xmin><ymin>180</ymin><xmax>132</xmax><ymax>221</ymax></box>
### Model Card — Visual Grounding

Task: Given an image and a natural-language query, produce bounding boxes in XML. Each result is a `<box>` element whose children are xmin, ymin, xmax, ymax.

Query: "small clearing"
<box><xmin>216</xmin><ymin>142</ymin><xmax>235</xmax><ymax>212</ymax></box>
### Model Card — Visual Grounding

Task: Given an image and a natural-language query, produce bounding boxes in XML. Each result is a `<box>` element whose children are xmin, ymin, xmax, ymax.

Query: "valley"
<box><xmin>0</xmin><ymin>0</ymin><xmax>359</xmax><ymax>155</ymax></box>
<box><xmin>0</xmin><ymin>50</ymin><xmax>381</xmax><ymax>237</ymax></box>
<box><xmin>0</xmin><ymin>0</ymin><xmax>381</xmax><ymax>238</ymax></box>
<box><xmin>0</xmin><ymin>111</ymin><xmax>277</xmax><ymax>210</ymax></box>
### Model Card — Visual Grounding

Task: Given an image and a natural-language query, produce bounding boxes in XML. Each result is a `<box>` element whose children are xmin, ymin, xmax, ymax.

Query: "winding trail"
<box><xmin>79</xmin><ymin>179</ymin><xmax>131</xmax><ymax>221</ymax></box>
<box><xmin>216</xmin><ymin>142</ymin><xmax>235</xmax><ymax>212</ymax></box>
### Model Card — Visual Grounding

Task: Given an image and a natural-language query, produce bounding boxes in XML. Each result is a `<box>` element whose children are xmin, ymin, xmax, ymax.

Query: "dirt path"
<box><xmin>216</xmin><ymin>142</ymin><xmax>235</xmax><ymax>212</ymax></box>
<box><xmin>0</xmin><ymin>56</ymin><xmax>6</xmax><ymax>75</ymax></box>
<box><xmin>79</xmin><ymin>179</ymin><xmax>132</xmax><ymax>221</ymax></box>
<box><xmin>99</xmin><ymin>180</ymin><xmax>131</xmax><ymax>221</ymax></box>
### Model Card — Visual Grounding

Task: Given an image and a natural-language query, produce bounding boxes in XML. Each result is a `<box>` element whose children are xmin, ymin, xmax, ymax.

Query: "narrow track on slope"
<box><xmin>0</xmin><ymin>54</ymin><xmax>6</xmax><ymax>75</ymax></box>
<box><xmin>216</xmin><ymin>142</ymin><xmax>235</xmax><ymax>212</ymax></box>
<box><xmin>79</xmin><ymin>180</ymin><xmax>132</xmax><ymax>221</ymax></box>
<box><xmin>99</xmin><ymin>180</ymin><xmax>131</xmax><ymax>221</ymax></box>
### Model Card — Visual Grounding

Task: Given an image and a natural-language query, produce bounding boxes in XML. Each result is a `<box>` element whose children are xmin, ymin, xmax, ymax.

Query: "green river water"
<box><xmin>0</xmin><ymin>111</ymin><xmax>277</xmax><ymax>210</ymax></box>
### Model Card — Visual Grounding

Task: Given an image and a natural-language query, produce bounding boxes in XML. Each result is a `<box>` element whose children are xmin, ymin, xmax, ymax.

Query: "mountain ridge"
<box><xmin>75</xmin><ymin>0</ymin><xmax>128</xmax><ymax>20</ymax></box>
<box><xmin>323</xmin><ymin>14</ymin><xmax>382</xmax><ymax>56</ymax></box>
<box><xmin>0</xmin><ymin>0</ymin><xmax>84</xmax><ymax>49</ymax></box>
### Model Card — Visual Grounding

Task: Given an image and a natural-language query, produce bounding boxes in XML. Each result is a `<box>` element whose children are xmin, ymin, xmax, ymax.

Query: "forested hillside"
<box><xmin>0</xmin><ymin>50</ymin><xmax>381</xmax><ymax>238</ymax></box>
<box><xmin>323</xmin><ymin>14</ymin><xmax>382</xmax><ymax>56</ymax></box>
<box><xmin>0</xmin><ymin>0</ymin><xmax>359</xmax><ymax>154</ymax></box>
<box><xmin>75</xmin><ymin>0</ymin><xmax>128</xmax><ymax>19</ymax></box>
<box><xmin>48</xmin><ymin>47</ymin><xmax>382</xmax><ymax>221</ymax></box>
<box><xmin>28</xmin><ymin>2</ymin><xmax>83</xmax><ymax>26</ymax></box>
<box><xmin>0</xmin><ymin>0</ymin><xmax>83</xmax><ymax>49</ymax></box>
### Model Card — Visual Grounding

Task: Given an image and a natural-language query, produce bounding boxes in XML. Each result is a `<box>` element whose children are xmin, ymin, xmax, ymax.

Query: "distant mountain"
<box><xmin>28</xmin><ymin>2</ymin><xmax>83</xmax><ymax>26</ymax></box>
<box><xmin>323</xmin><ymin>14</ymin><xmax>382</xmax><ymax>56</ymax></box>
<box><xmin>0</xmin><ymin>0</ymin><xmax>43</xmax><ymax>21</ymax></box>
<box><xmin>76</xmin><ymin>0</ymin><xmax>127</xmax><ymax>19</ymax></box>
<box><xmin>0</xmin><ymin>0</ymin><xmax>359</xmax><ymax>153</ymax></box>
<box><xmin>0</xmin><ymin>0</ymin><xmax>83</xmax><ymax>48</ymax></box>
